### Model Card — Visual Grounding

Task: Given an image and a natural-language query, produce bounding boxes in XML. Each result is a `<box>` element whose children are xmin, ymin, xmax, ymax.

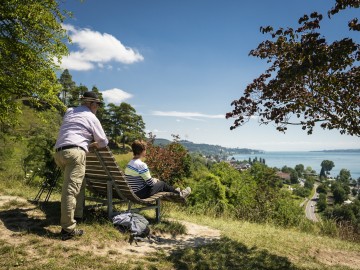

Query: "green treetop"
<box><xmin>0</xmin><ymin>0</ymin><xmax>69</xmax><ymax>132</ymax></box>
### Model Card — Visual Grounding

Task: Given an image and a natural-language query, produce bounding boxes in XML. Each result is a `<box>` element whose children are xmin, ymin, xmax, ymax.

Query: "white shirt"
<box><xmin>55</xmin><ymin>106</ymin><xmax>108</xmax><ymax>152</ymax></box>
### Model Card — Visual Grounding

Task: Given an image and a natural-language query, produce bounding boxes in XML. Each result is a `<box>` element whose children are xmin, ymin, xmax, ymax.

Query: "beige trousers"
<box><xmin>54</xmin><ymin>147</ymin><xmax>86</xmax><ymax>232</ymax></box>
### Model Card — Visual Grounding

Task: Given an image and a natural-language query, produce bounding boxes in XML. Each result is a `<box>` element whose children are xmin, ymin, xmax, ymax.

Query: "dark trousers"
<box><xmin>135</xmin><ymin>181</ymin><xmax>179</xmax><ymax>199</ymax></box>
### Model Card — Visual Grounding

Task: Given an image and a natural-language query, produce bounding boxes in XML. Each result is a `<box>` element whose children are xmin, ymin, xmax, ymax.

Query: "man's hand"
<box><xmin>153</xmin><ymin>178</ymin><xmax>159</xmax><ymax>183</ymax></box>
<box><xmin>89</xmin><ymin>142</ymin><xmax>99</xmax><ymax>149</ymax></box>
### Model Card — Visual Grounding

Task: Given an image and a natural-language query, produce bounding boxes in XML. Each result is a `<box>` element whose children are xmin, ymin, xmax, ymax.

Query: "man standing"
<box><xmin>54</xmin><ymin>91</ymin><xmax>108</xmax><ymax>240</ymax></box>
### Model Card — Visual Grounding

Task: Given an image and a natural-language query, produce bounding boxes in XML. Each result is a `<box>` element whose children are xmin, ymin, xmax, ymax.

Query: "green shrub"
<box><xmin>186</xmin><ymin>171</ymin><xmax>231</xmax><ymax>216</ymax></box>
<box><xmin>318</xmin><ymin>219</ymin><xmax>339</xmax><ymax>237</ymax></box>
<box><xmin>271</xmin><ymin>194</ymin><xmax>304</xmax><ymax>227</ymax></box>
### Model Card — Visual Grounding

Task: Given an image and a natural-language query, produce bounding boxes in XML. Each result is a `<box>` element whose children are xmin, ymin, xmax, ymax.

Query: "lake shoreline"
<box><xmin>231</xmin><ymin>151</ymin><xmax>360</xmax><ymax>180</ymax></box>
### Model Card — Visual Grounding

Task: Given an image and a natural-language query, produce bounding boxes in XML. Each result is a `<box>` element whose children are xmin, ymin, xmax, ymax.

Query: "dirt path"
<box><xmin>0</xmin><ymin>195</ymin><xmax>221</xmax><ymax>259</ymax></box>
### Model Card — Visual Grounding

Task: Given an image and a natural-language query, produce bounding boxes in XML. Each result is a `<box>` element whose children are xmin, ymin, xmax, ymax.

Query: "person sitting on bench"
<box><xmin>125</xmin><ymin>140</ymin><xmax>191</xmax><ymax>199</ymax></box>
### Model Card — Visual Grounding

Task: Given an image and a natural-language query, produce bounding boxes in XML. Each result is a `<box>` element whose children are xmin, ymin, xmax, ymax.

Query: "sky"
<box><xmin>57</xmin><ymin>0</ymin><xmax>359</xmax><ymax>151</ymax></box>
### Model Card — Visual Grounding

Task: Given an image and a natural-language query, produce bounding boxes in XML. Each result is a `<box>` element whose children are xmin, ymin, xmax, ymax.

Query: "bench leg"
<box><xmin>107</xmin><ymin>180</ymin><xmax>113</xmax><ymax>218</ymax></box>
<box><xmin>156</xmin><ymin>199</ymin><xmax>161</xmax><ymax>223</ymax></box>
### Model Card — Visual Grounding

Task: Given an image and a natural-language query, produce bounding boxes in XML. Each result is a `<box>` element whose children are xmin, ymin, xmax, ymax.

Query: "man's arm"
<box><xmin>91</xmin><ymin>117</ymin><xmax>108</xmax><ymax>148</ymax></box>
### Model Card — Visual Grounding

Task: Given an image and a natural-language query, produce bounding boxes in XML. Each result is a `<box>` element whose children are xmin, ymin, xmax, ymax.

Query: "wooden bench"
<box><xmin>84</xmin><ymin>146</ymin><xmax>185</xmax><ymax>222</ymax></box>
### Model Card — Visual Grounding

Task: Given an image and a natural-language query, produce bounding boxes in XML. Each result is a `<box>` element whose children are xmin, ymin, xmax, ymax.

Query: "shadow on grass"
<box><xmin>167</xmin><ymin>236</ymin><xmax>300</xmax><ymax>270</ymax></box>
<box><xmin>0</xmin><ymin>201</ymin><xmax>60</xmax><ymax>237</ymax></box>
<box><xmin>0</xmin><ymin>199</ymin><xmax>110</xmax><ymax>239</ymax></box>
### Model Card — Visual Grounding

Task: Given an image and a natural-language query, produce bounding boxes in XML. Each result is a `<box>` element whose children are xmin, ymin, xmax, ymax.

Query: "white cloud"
<box><xmin>56</xmin><ymin>55</ymin><xmax>94</xmax><ymax>71</ymax></box>
<box><xmin>102</xmin><ymin>88</ymin><xmax>133</xmax><ymax>105</ymax></box>
<box><xmin>59</xmin><ymin>24</ymin><xmax>144</xmax><ymax>71</ymax></box>
<box><xmin>151</xmin><ymin>111</ymin><xmax>224</xmax><ymax>121</ymax></box>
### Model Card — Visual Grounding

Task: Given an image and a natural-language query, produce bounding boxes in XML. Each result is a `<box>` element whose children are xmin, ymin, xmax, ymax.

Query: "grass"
<box><xmin>1</xmin><ymin>183</ymin><xmax>360</xmax><ymax>269</ymax></box>
<box><xmin>165</xmin><ymin>209</ymin><xmax>360</xmax><ymax>270</ymax></box>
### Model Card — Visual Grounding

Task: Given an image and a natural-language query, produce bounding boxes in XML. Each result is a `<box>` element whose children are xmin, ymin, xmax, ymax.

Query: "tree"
<box><xmin>331</xmin><ymin>182</ymin><xmax>347</xmax><ymax>204</ymax></box>
<box><xmin>317</xmin><ymin>193</ymin><xmax>327</xmax><ymax>212</ymax></box>
<box><xmin>107</xmin><ymin>102</ymin><xmax>145</xmax><ymax>147</ymax></box>
<box><xmin>0</xmin><ymin>0</ymin><xmax>69</xmax><ymax>130</ymax></box>
<box><xmin>317</xmin><ymin>183</ymin><xmax>329</xmax><ymax>194</ymax></box>
<box><xmin>337</xmin><ymin>168</ymin><xmax>351</xmax><ymax>184</ymax></box>
<box><xmin>321</xmin><ymin>160</ymin><xmax>335</xmax><ymax>175</ymax></box>
<box><xmin>304</xmin><ymin>178</ymin><xmax>314</xmax><ymax>190</ymax></box>
<box><xmin>90</xmin><ymin>86</ymin><xmax>106</xmax><ymax>121</ymax></box>
<box><xmin>281</xmin><ymin>165</ymin><xmax>292</xmax><ymax>173</ymax></box>
<box><xmin>67</xmin><ymin>84</ymin><xmax>88</xmax><ymax>108</ymax></box>
<box><xmin>226</xmin><ymin>0</ymin><xmax>360</xmax><ymax>136</ymax></box>
<box><xmin>293</xmin><ymin>187</ymin><xmax>311</xmax><ymax>198</ymax></box>
<box><xmin>249</xmin><ymin>163</ymin><xmax>283</xmax><ymax>222</ymax></box>
<box><xmin>58</xmin><ymin>69</ymin><xmax>76</xmax><ymax>105</ymax></box>
<box><xmin>295</xmin><ymin>164</ymin><xmax>305</xmax><ymax>177</ymax></box>
<box><xmin>23</xmin><ymin>127</ymin><xmax>58</xmax><ymax>184</ymax></box>
<box><xmin>290</xmin><ymin>170</ymin><xmax>299</xmax><ymax>184</ymax></box>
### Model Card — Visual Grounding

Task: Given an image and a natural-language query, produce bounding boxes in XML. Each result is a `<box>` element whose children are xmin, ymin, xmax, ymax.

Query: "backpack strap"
<box><xmin>129</xmin><ymin>233</ymin><xmax>160</xmax><ymax>245</ymax></box>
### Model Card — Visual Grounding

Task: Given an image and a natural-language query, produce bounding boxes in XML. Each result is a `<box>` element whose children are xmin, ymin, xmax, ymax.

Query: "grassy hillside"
<box><xmin>0</xmin><ymin>187</ymin><xmax>359</xmax><ymax>270</ymax></box>
<box><xmin>1</xmin><ymin>151</ymin><xmax>360</xmax><ymax>270</ymax></box>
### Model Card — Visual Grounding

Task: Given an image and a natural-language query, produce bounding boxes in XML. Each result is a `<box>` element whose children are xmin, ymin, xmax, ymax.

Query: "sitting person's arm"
<box><xmin>139</xmin><ymin>162</ymin><xmax>156</xmax><ymax>186</ymax></box>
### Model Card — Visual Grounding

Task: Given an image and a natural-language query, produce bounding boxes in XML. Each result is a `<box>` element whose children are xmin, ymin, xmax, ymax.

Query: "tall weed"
<box><xmin>318</xmin><ymin>219</ymin><xmax>339</xmax><ymax>237</ymax></box>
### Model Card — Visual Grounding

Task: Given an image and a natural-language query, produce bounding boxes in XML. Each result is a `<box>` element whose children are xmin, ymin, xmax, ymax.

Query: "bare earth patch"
<box><xmin>312</xmin><ymin>248</ymin><xmax>360</xmax><ymax>269</ymax></box>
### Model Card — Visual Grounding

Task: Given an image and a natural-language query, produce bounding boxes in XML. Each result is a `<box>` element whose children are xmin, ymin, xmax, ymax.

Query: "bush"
<box><xmin>146</xmin><ymin>138</ymin><xmax>191</xmax><ymax>186</ymax></box>
<box><xmin>293</xmin><ymin>187</ymin><xmax>311</xmax><ymax>197</ymax></box>
<box><xmin>186</xmin><ymin>171</ymin><xmax>231</xmax><ymax>216</ymax></box>
<box><xmin>317</xmin><ymin>193</ymin><xmax>327</xmax><ymax>212</ymax></box>
<box><xmin>318</xmin><ymin>219</ymin><xmax>339</xmax><ymax>237</ymax></box>
<box><xmin>271</xmin><ymin>194</ymin><xmax>304</xmax><ymax>227</ymax></box>
<box><xmin>316</xmin><ymin>183</ymin><xmax>328</xmax><ymax>194</ymax></box>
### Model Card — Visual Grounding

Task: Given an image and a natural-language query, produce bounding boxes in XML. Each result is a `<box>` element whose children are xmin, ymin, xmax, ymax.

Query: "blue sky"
<box><xmin>58</xmin><ymin>0</ymin><xmax>359</xmax><ymax>151</ymax></box>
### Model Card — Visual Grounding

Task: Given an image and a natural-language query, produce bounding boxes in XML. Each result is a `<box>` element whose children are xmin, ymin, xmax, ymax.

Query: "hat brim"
<box><xmin>81</xmin><ymin>97</ymin><xmax>104</xmax><ymax>104</ymax></box>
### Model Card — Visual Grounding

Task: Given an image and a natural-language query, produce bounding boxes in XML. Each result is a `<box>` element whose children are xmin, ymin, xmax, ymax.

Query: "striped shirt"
<box><xmin>125</xmin><ymin>159</ymin><xmax>155</xmax><ymax>192</ymax></box>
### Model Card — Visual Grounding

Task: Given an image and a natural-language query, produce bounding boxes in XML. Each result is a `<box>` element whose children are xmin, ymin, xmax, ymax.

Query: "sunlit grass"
<box><xmin>166</xmin><ymin>209</ymin><xmax>360</xmax><ymax>269</ymax></box>
<box><xmin>0</xmin><ymin>198</ymin><xmax>29</xmax><ymax>210</ymax></box>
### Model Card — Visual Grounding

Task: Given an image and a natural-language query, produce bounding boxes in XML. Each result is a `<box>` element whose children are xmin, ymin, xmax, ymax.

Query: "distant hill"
<box><xmin>154</xmin><ymin>138</ymin><xmax>264</xmax><ymax>157</ymax></box>
<box><xmin>311</xmin><ymin>149</ymin><xmax>360</xmax><ymax>153</ymax></box>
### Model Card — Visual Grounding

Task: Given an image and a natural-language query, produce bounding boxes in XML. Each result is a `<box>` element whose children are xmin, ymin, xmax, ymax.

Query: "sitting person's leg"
<box><xmin>151</xmin><ymin>182</ymin><xmax>191</xmax><ymax>198</ymax></box>
<box><xmin>149</xmin><ymin>181</ymin><xmax>179</xmax><ymax>196</ymax></box>
<box><xmin>134</xmin><ymin>186</ymin><xmax>151</xmax><ymax>199</ymax></box>
<box><xmin>135</xmin><ymin>181</ymin><xmax>180</xmax><ymax>199</ymax></box>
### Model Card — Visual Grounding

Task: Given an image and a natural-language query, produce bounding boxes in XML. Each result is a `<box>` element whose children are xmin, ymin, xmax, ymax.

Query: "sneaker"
<box><xmin>175</xmin><ymin>187</ymin><xmax>181</xmax><ymax>194</ymax></box>
<box><xmin>61</xmin><ymin>229</ymin><xmax>84</xmax><ymax>241</ymax></box>
<box><xmin>180</xmin><ymin>187</ymin><xmax>191</xmax><ymax>199</ymax></box>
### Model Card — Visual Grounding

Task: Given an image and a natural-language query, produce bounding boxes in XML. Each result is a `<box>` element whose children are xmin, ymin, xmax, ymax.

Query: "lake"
<box><xmin>231</xmin><ymin>151</ymin><xmax>360</xmax><ymax>180</ymax></box>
